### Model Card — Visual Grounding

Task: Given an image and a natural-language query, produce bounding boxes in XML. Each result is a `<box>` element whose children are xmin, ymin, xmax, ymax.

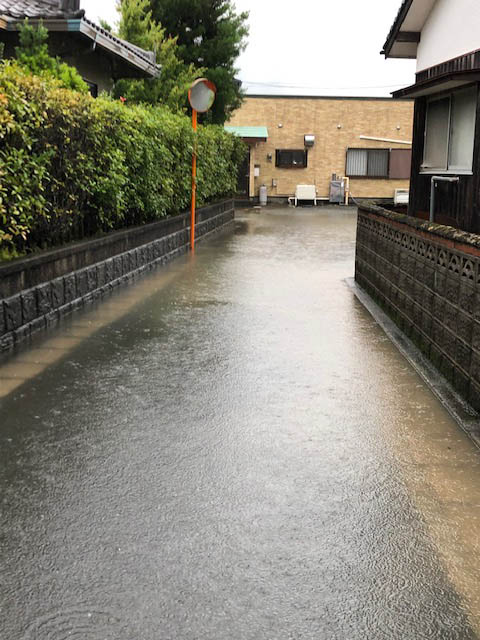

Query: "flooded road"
<box><xmin>1</xmin><ymin>207</ymin><xmax>480</xmax><ymax>639</ymax></box>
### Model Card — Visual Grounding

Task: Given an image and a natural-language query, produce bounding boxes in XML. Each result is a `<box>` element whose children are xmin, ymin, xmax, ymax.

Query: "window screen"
<box><xmin>368</xmin><ymin>150</ymin><xmax>389</xmax><ymax>177</ymax></box>
<box><xmin>448</xmin><ymin>86</ymin><xmax>476</xmax><ymax>171</ymax></box>
<box><xmin>423</xmin><ymin>97</ymin><xmax>450</xmax><ymax>170</ymax></box>
<box><xmin>275</xmin><ymin>149</ymin><xmax>308</xmax><ymax>168</ymax></box>
<box><xmin>423</xmin><ymin>86</ymin><xmax>477</xmax><ymax>172</ymax></box>
<box><xmin>346</xmin><ymin>149</ymin><xmax>367</xmax><ymax>176</ymax></box>
<box><xmin>346</xmin><ymin>149</ymin><xmax>389</xmax><ymax>177</ymax></box>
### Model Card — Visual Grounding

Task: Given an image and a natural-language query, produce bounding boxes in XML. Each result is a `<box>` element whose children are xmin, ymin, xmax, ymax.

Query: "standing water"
<box><xmin>1</xmin><ymin>207</ymin><xmax>479</xmax><ymax>639</ymax></box>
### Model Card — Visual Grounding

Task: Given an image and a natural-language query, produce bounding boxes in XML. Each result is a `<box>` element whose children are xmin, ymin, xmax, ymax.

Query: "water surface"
<box><xmin>1</xmin><ymin>207</ymin><xmax>480</xmax><ymax>639</ymax></box>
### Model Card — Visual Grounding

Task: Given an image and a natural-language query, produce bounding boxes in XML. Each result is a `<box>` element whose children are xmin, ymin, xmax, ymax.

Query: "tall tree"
<box><xmin>115</xmin><ymin>0</ymin><xmax>201</xmax><ymax>113</ymax></box>
<box><xmin>148</xmin><ymin>0</ymin><xmax>249</xmax><ymax>123</ymax></box>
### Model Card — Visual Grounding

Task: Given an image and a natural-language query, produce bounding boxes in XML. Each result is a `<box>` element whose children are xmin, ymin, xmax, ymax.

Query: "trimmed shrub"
<box><xmin>0</xmin><ymin>60</ymin><xmax>246</xmax><ymax>259</ymax></box>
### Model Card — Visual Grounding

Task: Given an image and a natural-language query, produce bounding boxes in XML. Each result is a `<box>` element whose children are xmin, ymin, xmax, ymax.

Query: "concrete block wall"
<box><xmin>227</xmin><ymin>96</ymin><xmax>414</xmax><ymax>200</ymax></box>
<box><xmin>0</xmin><ymin>200</ymin><xmax>234</xmax><ymax>352</ymax></box>
<box><xmin>355</xmin><ymin>202</ymin><xmax>480</xmax><ymax>412</ymax></box>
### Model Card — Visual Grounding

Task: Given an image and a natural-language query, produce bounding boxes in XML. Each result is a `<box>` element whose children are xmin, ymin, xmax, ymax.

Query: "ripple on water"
<box><xmin>23</xmin><ymin>608</ymin><xmax>121</xmax><ymax>640</ymax></box>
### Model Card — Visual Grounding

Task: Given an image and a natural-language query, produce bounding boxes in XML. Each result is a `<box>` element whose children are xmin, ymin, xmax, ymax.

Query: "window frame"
<box><xmin>275</xmin><ymin>149</ymin><xmax>308</xmax><ymax>169</ymax></box>
<box><xmin>421</xmin><ymin>84</ymin><xmax>477</xmax><ymax>175</ymax></box>
<box><xmin>345</xmin><ymin>148</ymin><xmax>390</xmax><ymax>179</ymax></box>
<box><xmin>84</xmin><ymin>79</ymin><xmax>98</xmax><ymax>98</ymax></box>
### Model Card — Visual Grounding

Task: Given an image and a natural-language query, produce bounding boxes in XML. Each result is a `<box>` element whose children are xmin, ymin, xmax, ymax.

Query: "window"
<box><xmin>275</xmin><ymin>149</ymin><xmax>308</xmax><ymax>168</ymax></box>
<box><xmin>346</xmin><ymin>148</ymin><xmax>389</xmax><ymax>177</ymax></box>
<box><xmin>84</xmin><ymin>79</ymin><xmax>98</xmax><ymax>98</ymax></box>
<box><xmin>422</xmin><ymin>86</ymin><xmax>476</xmax><ymax>172</ymax></box>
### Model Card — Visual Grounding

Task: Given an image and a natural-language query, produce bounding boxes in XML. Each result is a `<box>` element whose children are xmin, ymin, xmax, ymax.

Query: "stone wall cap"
<box><xmin>358</xmin><ymin>199</ymin><xmax>480</xmax><ymax>249</ymax></box>
<box><xmin>0</xmin><ymin>199</ymin><xmax>233</xmax><ymax>278</ymax></box>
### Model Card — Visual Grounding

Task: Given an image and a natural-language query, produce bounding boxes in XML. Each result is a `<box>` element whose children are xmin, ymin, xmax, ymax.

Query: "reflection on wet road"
<box><xmin>1</xmin><ymin>207</ymin><xmax>480</xmax><ymax>639</ymax></box>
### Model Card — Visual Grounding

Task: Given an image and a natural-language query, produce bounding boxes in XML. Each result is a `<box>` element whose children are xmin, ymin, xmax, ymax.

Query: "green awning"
<box><xmin>224</xmin><ymin>126</ymin><xmax>268</xmax><ymax>140</ymax></box>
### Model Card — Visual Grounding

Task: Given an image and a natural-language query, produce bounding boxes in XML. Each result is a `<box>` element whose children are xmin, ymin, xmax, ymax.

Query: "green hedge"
<box><xmin>0</xmin><ymin>61</ymin><xmax>246</xmax><ymax>260</ymax></box>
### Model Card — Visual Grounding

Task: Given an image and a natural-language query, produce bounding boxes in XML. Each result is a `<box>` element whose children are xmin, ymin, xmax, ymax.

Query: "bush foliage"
<box><xmin>0</xmin><ymin>60</ymin><xmax>245</xmax><ymax>259</ymax></box>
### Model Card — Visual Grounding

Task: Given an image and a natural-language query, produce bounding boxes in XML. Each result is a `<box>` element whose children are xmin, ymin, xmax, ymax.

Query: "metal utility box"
<box><xmin>329</xmin><ymin>179</ymin><xmax>345</xmax><ymax>204</ymax></box>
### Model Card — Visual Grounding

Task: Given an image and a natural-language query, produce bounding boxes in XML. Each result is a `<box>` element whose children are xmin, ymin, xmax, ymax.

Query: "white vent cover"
<box><xmin>304</xmin><ymin>135</ymin><xmax>315</xmax><ymax>147</ymax></box>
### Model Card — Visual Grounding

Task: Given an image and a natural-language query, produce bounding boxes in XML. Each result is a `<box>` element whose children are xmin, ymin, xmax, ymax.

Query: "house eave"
<box><xmin>381</xmin><ymin>32</ymin><xmax>420</xmax><ymax>59</ymax></box>
<box><xmin>78</xmin><ymin>19</ymin><xmax>159</xmax><ymax>78</ymax></box>
<box><xmin>0</xmin><ymin>15</ymin><xmax>160</xmax><ymax>78</ymax></box>
<box><xmin>392</xmin><ymin>70</ymin><xmax>480</xmax><ymax>98</ymax></box>
<box><xmin>382</xmin><ymin>0</ymin><xmax>415</xmax><ymax>58</ymax></box>
<box><xmin>382</xmin><ymin>0</ymin><xmax>436</xmax><ymax>59</ymax></box>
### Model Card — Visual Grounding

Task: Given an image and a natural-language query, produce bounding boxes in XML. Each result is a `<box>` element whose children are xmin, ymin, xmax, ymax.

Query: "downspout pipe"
<box><xmin>429</xmin><ymin>176</ymin><xmax>459</xmax><ymax>223</ymax></box>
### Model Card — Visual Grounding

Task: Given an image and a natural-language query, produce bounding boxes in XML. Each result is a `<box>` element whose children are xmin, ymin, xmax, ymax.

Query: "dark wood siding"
<box><xmin>408</xmin><ymin>84</ymin><xmax>480</xmax><ymax>233</ymax></box>
<box><xmin>416</xmin><ymin>49</ymin><xmax>480</xmax><ymax>84</ymax></box>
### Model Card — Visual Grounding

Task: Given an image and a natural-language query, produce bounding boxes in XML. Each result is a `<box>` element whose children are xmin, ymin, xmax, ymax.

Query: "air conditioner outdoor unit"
<box><xmin>394</xmin><ymin>188</ymin><xmax>409</xmax><ymax>205</ymax></box>
<box><xmin>288</xmin><ymin>184</ymin><xmax>317</xmax><ymax>206</ymax></box>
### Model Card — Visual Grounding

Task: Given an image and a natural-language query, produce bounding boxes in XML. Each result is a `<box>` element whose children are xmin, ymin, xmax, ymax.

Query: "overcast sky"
<box><xmin>81</xmin><ymin>0</ymin><xmax>416</xmax><ymax>97</ymax></box>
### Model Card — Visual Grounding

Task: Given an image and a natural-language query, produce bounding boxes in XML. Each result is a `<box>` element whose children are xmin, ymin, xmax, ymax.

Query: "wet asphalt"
<box><xmin>1</xmin><ymin>207</ymin><xmax>480</xmax><ymax>639</ymax></box>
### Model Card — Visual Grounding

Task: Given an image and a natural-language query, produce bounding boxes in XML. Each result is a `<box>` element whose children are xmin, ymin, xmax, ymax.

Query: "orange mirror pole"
<box><xmin>188</xmin><ymin>78</ymin><xmax>216</xmax><ymax>253</ymax></box>
<box><xmin>191</xmin><ymin>108</ymin><xmax>197</xmax><ymax>252</ymax></box>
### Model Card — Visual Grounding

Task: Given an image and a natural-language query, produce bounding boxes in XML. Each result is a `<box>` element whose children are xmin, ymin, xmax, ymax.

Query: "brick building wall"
<box><xmin>227</xmin><ymin>96</ymin><xmax>414</xmax><ymax>200</ymax></box>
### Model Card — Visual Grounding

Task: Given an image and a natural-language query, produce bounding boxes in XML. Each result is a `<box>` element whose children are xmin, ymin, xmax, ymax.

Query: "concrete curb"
<box><xmin>346</xmin><ymin>277</ymin><xmax>480</xmax><ymax>450</ymax></box>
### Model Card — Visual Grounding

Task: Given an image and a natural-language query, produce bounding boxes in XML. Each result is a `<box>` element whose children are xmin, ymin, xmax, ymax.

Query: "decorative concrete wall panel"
<box><xmin>356</xmin><ymin>201</ymin><xmax>480</xmax><ymax>412</ymax></box>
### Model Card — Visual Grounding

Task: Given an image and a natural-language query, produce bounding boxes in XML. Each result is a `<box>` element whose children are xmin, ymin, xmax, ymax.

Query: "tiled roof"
<box><xmin>81</xmin><ymin>17</ymin><xmax>157</xmax><ymax>66</ymax></box>
<box><xmin>0</xmin><ymin>1</ymin><xmax>158</xmax><ymax>70</ymax></box>
<box><xmin>0</xmin><ymin>0</ymin><xmax>84</xmax><ymax>19</ymax></box>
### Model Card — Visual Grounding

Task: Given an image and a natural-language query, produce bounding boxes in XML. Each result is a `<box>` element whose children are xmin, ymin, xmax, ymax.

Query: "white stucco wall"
<box><xmin>417</xmin><ymin>0</ymin><xmax>480</xmax><ymax>71</ymax></box>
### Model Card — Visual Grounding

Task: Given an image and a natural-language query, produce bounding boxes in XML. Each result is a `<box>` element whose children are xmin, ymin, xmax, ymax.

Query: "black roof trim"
<box><xmin>382</xmin><ymin>0</ymin><xmax>414</xmax><ymax>58</ymax></box>
<box><xmin>392</xmin><ymin>69</ymin><xmax>480</xmax><ymax>99</ymax></box>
